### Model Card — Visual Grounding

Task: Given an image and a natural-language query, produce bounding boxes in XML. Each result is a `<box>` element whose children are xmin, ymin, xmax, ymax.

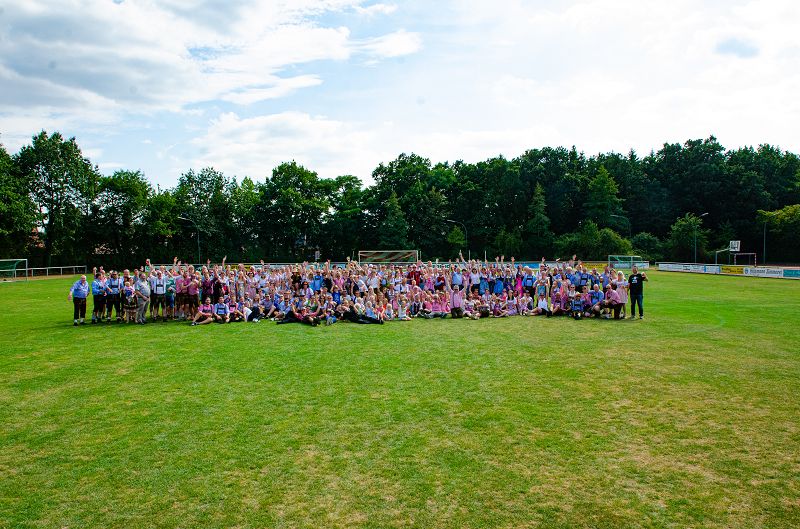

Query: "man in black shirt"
<box><xmin>628</xmin><ymin>265</ymin><xmax>648</xmax><ymax>319</ymax></box>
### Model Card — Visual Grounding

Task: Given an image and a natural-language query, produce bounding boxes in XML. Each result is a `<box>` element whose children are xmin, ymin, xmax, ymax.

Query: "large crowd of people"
<box><xmin>67</xmin><ymin>253</ymin><xmax>648</xmax><ymax>327</ymax></box>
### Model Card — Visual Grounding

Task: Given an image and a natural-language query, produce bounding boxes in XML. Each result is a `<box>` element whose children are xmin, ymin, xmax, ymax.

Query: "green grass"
<box><xmin>1</xmin><ymin>272</ymin><xmax>799</xmax><ymax>529</ymax></box>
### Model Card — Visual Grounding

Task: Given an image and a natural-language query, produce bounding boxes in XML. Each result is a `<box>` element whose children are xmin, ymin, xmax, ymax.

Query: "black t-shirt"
<box><xmin>629</xmin><ymin>273</ymin><xmax>644</xmax><ymax>295</ymax></box>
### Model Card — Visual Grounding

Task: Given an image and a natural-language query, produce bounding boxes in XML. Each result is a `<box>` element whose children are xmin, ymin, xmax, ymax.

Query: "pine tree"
<box><xmin>584</xmin><ymin>165</ymin><xmax>623</xmax><ymax>227</ymax></box>
<box><xmin>379</xmin><ymin>192</ymin><xmax>409</xmax><ymax>248</ymax></box>
<box><xmin>524</xmin><ymin>183</ymin><xmax>554</xmax><ymax>257</ymax></box>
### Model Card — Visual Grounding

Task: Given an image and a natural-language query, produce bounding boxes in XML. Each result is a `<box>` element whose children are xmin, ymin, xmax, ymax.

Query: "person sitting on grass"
<box><xmin>192</xmin><ymin>298</ymin><xmax>214</xmax><ymax>326</ymax></box>
<box><xmin>228</xmin><ymin>294</ymin><xmax>244</xmax><ymax>322</ymax></box>
<box><xmin>532</xmin><ymin>293</ymin><xmax>551</xmax><ymax>317</ymax></box>
<box><xmin>212</xmin><ymin>296</ymin><xmax>230</xmax><ymax>323</ymax></box>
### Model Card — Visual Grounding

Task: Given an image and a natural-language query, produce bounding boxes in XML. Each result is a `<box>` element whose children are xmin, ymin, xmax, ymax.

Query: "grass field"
<box><xmin>1</xmin><ymin>272</ymin><xmax>799</xmax><ymax>529</ymax></box>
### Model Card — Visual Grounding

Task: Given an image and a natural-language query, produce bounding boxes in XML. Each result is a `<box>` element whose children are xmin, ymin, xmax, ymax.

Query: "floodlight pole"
<box><xmin>694</xmin><ymin>212</ymin><xmax>709</xmax><ymax>263</ymax></box>
<box><xmin>763</xmin><ymin>220</ymin><xmax>767</xmax><ymax>265</ymax></box>
<box><xmin>178</xmin><ymin>216</ymin><xmax>201</xmax><ymax>265</ymax></box>
<box><xmin>446</xmin><ymin>219</ymin><xmax>469</xmax><ymax>261</ymax></box>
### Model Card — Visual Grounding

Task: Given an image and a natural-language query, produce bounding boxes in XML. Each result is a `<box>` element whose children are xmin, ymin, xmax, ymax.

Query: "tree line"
<box><xmin>1</xmin><ymin>130</ymin><xmax>799</xmax><ymax>268</ymax></box>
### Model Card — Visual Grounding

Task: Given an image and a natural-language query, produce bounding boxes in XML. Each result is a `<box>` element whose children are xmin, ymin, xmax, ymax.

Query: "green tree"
<box><xmin>758</xmin><ymin>205</ymin><xmax>800</xmax><ymax>263</ymax></box>
<box><xmin>87</xmin><ymin>170</ymin><xmax>151</xmax><ymax>267</ymax></box>
<box><xmin>630</xmin><ymin>232</ymin><xmax>663</xmax><ymax>262</ymax></box>
<box><xmin>584</xmin><ymin>165</ymin><xmax>623</xmax><ymax>227</ymax></box>
<box><xmin>14</xmin><ymin>131</ymin><xmax>100</xmax><ymax>265</ymax></box>
<box><xmin>379</xmin><ymin>192</ymin><xmax>409</xmax><ymax>248</ymax></box>
<box><xmin>668</xmin><ymin>214</ymin><xmax>709</xmax><ymax>262</ymax></box>
<box><xmin>523</xmin><ymin>183</ymin><xmax>554</xmax><ymax>258</ymax></box>
<box><xmin>321</xmin><ymin>175</ymin><xmax>365</xmax><ymax>261</ymax></box>
<box><xmin>493</xmin><ymin>227</ymin><xmax>522</xmax><ymax>258</ymax></box>
<box><xmin>555</xmin><ymin>221</ymin><xmax>631</xmax><ymax>261</ymax></box>
<box><xmin>0</xmin><ymin>143</ymin><xmax>36</xmax><ymax>258</ymax></box>
<box><xmin>446</xmin><ymin>225</ymin><xmax>466</xmax><ymax>256</ymax></box>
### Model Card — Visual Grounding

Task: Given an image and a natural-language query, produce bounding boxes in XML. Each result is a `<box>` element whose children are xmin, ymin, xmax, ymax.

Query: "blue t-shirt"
<box><xmin>590</xmin><ymin>290</ymin><xmax>604</xmax><ymax>305</ymax></box>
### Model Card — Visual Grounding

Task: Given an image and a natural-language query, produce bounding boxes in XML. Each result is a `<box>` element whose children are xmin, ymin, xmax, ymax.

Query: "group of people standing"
<box><xmin>67</xmin><ymin>254</ymin><xmax>648</xmax><ymax>327</ymax></box>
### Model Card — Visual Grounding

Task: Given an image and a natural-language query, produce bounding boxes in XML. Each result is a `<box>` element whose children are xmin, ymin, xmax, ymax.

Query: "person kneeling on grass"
<box><xmin>213</xmin><ymin>296</ymin><xmax>230</xmax><ymax>323</ymax></box>
<box><xmin>589</xmin><ymin>283</ymin><xmax>605</xmax><ymax>318</ymax></box>
<box><xmin>600</xmin><ymin>283</ymin><xmax>623</xmax><ymax>320</ymax></box>
<box><xmin>192</xmin><ymin>298</ymin><xmax>214</xmax><ymax>325</ymax></box>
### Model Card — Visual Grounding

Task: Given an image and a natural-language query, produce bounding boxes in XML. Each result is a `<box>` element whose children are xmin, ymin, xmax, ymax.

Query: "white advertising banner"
<box><xmin>744</xmin><ymin>267</ymin><xmax>784</xmax><ymax>278</ymax></box>
<box><xmin>658</xmin><ymin>263</ymin><xmax>707</xmax><ymax>273</ymax></box>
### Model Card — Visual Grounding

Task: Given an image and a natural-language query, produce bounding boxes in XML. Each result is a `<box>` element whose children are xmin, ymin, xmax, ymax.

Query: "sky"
<box><xmin>1</xmin><ymin>0</ymin><xmax>799</xmax><ymax>187</ymax></box>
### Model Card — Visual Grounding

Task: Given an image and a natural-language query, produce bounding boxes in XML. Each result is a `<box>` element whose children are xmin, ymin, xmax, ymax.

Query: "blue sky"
<box><xmin>1</xmin><ymin>0</ymin><xmax>798</xmax><ymax>187</ymax></box>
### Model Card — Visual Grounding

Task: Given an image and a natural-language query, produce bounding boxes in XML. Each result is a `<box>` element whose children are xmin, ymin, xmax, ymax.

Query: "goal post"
<box><xmin>357</xmin><ymin>250</ymin><xmax>419</xmax><ymax>263</ymax></box>
<box><xmin>0</xmin><ymin>259</ymin><xmax>28</xmax><ymax>282</ymax></box>
<box><xmin>607</xmin><ymin>255</ymin><xmax>648</xmax><ymax>269</ymax></box>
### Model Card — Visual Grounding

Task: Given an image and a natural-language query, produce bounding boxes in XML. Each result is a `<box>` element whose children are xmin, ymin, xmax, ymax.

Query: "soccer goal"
<box><xmin>0</xmin><ymin>259</ymin><xmax>28</xmax><ymax>282</ymax></box>
<box><xmin>733</xmin><ymin>253</ymin><xmax>757</xmax><ymax>266</ymax></box>
<box><xmin>608</xmin><ymin>255</ymin><xmax>647</xmax><ymax>269</ymax></box>
<box><xmin>358</xmin><ymin>250</ymin><xmax>419</xmax><ymax>263</ymax></box>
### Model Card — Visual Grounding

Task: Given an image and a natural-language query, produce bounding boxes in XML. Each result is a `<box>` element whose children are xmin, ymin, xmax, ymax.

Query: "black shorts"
<box><xmin>93</xmin><ymin>294</ymin><xmax>105</xmax><ymax>310</ymax></box>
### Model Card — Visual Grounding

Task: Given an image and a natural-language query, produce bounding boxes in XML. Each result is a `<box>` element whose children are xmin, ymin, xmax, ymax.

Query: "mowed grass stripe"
<box><xmin>0</xmin><ymin>272</ymin><xmax>799</xmax><ymax>528</ymax></box>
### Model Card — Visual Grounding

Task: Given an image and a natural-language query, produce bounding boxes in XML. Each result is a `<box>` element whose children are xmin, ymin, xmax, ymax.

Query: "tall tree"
<box><xmin>668</xmin><ymin>213</ymin><xmax>709</xmax><ymax>262</ymax></box>
<box><xmin>0</xmin><ymin>142</ymin><xmax>36</xmax><ymax>257</ymax></box>
<box><xmin>523</xmin><ymin>183</ymin><xmax>554</xmax><ymax>258</ymax></box>
<box><xmin>14</xmin><ymin>131</ymin><xmax>99</xmax><ymax>266</ymax></box>
<box><xmin>584</xmin><ymin>165</ymin><xmax>623</xmax><ymax>227</ymax></box>
<box><xmin>379</xmin><ymin>192</ymin><xmax>409</xmax><ymax>248</ymax></box>
<box><xmin>87</xmin><ymin>170</ymin><xmax>151</xmax><ymax>267</ymax></box>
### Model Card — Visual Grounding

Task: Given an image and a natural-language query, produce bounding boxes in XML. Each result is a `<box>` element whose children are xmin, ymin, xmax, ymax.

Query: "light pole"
<box><xmin>609</xmin><ymin>214</ymin><xmax>631</xmax><ymax>239</ymax></box>
<box><xmin>694</xmin><ymin>212</ymin><xmax>708</xmax><ymax>263</ymax></box>
<box><xmin>178</xmin><ymin>216</ymin><xmax>201</xmax><ymax>265</ymax></box>
<box><xmin>446</xmin><ymin>219</ymin><xmax>469</xmax><ymax>260</ymax></box>
<box><xmin>763</xmin><ymin>220</ymin><xmax>767</xmax><ymax>265</ymax></box>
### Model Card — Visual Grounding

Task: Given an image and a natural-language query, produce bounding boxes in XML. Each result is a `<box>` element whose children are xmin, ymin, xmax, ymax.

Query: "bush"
<box><xmin>555</xmin><ymin>221</ymin><xmax>631</xmax><ymax>261</ymax></box>
<box><xmin>630</xmin><ymin>232</ymin><xmax>663</xmax><ymax>262</ymax></box>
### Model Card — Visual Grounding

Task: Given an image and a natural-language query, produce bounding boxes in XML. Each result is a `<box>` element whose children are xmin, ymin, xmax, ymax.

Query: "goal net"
<box><xmin>0</xmin><ymin>259</ymin><xmax>28</xmax><ymax>282</ymax></box>
<box><xmin>608</xmin><ymin>255</ymin><xmax>648</xmax><ymax>269</ymax></box>
<box><xmin>357</xmin><ymin>250</ymin><xmax>419</xmax><ymax>263</ymax></box>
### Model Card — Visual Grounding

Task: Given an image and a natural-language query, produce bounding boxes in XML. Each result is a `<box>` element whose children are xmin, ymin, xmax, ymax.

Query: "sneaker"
<box><xmin>73</xmin><ymin>320</ymin><xmax>78</xmax><ymax>326</ymax></box>
<box><xmin>191</xmin><ymin>322</ymin><xmax>197</xmax><ymax>326</ymax></box>
<box><xmin>639</xmin><ymin>316</ymin><xmax>644</xmax><ymax>319</ymax></box>
<box><xmin>629</xmin><ymin>315</ymin><xmax>636</xmax><ymax>319</ymax></box>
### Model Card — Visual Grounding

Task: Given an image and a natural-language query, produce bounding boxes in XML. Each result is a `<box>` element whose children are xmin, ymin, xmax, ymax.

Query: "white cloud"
<box><xmin>3</xmin><ymin>0</ymin><xmax>800</xmax><ymax>185</ymax></box>
<box><xmin>355</xmin><ymin>3</ymin><xmax>398</xmax><ymax>16</ymax></box>
<box><xmin>189</xmin><ymin>111</ymin><xmax>390</xmax><ymax>180</ymax></box>
<box><xmin>357</xmin><ymin>29</ymin><xmax>423</xmax><ymax>59</ymax></box>
<box><xmin>220</xmin><ymin>75</ymin><xmax>324</xmax><ymax>105</ymax></box>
